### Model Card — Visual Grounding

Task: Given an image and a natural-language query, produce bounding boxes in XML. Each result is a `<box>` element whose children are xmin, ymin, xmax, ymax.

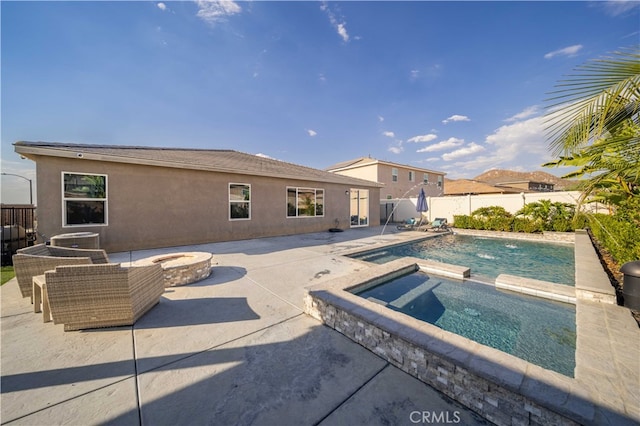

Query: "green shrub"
<box><xmin>551</xmin><ymin>218</ymin><xmax>573</xmax><ymax>232</ymax></box>
<box><xmin>512</xmin><ymin>217</ymin><xmax>544</xmax><ymax>233</ymax></box>
<box><xmin>572</xmin><ymin>213</ymin><xmax>589</xmax><ymax>230</ymax></box>
<box><xmin>453</xmin><ymin>215</ymin><xmax>470</xmax><ymax>228</ymax></box>
<box><xmin>470</xmin><ymin>206</ymin><xmax>512</xmax><ymax>231</ymax></box>
<box><xmin>588</xmin><ymin>213</ymin><xmax>640</xmax><ymax>264</ymax></box>
<box><xmin>472</xmin><ymin>206</ymin><xmax>512</xmax><ymax>219</ymax></box>
<box><xmin>470</xmin><ymin>216</ymin><xmax>486</xmax><ymax>230</ymax></box>
<box><xmin>486</xmin><ymin>216</ymin><xmax>513</xmax><ymax>231</ymax></box>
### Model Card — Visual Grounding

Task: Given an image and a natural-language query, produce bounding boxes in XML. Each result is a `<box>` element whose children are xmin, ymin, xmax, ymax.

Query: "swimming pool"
<box><xmin>351</xmin><ymin>233</ymin><xmax>575</xmax><ymax>286</ymax></box>
<box><xmin>353</xmin><ymin>270</ymin><xmax>576</xmax><ymax>377</ymax></box>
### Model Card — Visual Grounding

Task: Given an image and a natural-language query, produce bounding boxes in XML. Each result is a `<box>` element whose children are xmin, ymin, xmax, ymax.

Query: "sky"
<box><xmin>2</xmin><ymin>1</ymin><xmax>639</xmax><ymax>204</ymax></box>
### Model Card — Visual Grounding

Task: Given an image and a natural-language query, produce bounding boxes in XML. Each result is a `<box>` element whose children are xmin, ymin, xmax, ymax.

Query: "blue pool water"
<box><xmin>352</xmin><ymin>234</ymin><xmax>575</xmax><ymax>285</ymax></box>
<box><xmin>354</xmin><ymin>271</ymin><xmax>576</xmax><ymax>376</ymax></box>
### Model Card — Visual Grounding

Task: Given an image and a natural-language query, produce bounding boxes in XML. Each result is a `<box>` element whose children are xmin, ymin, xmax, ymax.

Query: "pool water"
<box><xmin>354</xmin><ymin>271</ymin><xmax>576</xmax><ymax>377</ymax></box>
<box><xmin>352</xmin><ymin>234</ymin><xmax>575</xmax><ymax>285</ymax></box>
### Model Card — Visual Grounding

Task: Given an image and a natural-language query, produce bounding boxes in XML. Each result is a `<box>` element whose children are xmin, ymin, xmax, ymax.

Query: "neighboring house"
<box><xmin>495</xmin><ymin>181</ymin><xmax>555</xmax><ymax>192</ymax></box>
<box><xmin>444</xmin><ymin>179</ymin><xmax>555</xmax><ymax>196</ymax></box>
<box><xmin>14</xmin><ymin>141</ymin><xmax>382</xmax><ymax>252</ymax></box>
<box><xmin>325</xmin><ymin>157</ymin><xmax>446</xmax><ymax>199</ymax></box>
<box><xmin>444</xmin><ymin>179</ymin><xmax>525</xmax><ymax>196</ymax></box>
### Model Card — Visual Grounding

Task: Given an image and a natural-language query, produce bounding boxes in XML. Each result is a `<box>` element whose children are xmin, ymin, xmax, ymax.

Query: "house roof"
<box><xmin>325</xmin><ymin>156</ymin><xmax>445</xmax><ymax>176</ymax></box>
<box><xmin>444</xmin><ymin>179</ymin><xmax>526</xmax><ymax>195</ymax></box>
<box><xmin>14</xmin><ymin>141</ymin><xmax>383</xmax><ymax>188</ymax></box>
<box><xmin>497</xmin><ymin>180</ymin><xmax>554</xmax><ymax>186</ymax></box>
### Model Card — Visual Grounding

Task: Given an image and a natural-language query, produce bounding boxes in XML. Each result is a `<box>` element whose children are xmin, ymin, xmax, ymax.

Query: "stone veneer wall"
<box><xmin>162</xmin><ymin>258</ymin><xmax>212</xmax><ymax>287</ymax></box>
<box><xmin>305</xmin><ymin>295</ymin><xmax>579</xmax><ymax>426</ymax></box>
<box><xmin>452</xmin><ymin>228</ymin><xmax>575</xmax><ymax>244</ymax></box>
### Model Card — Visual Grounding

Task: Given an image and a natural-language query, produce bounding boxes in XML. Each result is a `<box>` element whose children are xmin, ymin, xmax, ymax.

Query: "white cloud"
<box><xmin>505</xmin><ymin>105</ymin><xmax>540</xmax><ymax>122</ymax></box>
<box><xmin>486</xmin><ymin>116</ymin><xmax>545</xmax><ymax>151</ymax></box>
<box><xmin>416</xmin><ymin>137</ymin><xmax>464</xmax><ymax>153</ymax></box>
<box><xmin>410</xmin><ymin>70</ymin><xmax>419</xmax><ymax>80</ymax></box>
<box><xmin>320</xmin><ymin>1</ymin><xmax>350</xmax><ymax>42</ymax></box>
<box><xmin>601</xmin><ymin>1</ymin><xmax>640</xmax><ymax>16</ymax></box>
<box><xmin>382</xmin><ymin>131</ymin><xmax>395</xmax><ymax>138</ymax></box>
<box><xmin>442</xmin><ymin>114</ymin><xmax>470</xmax><ymax>124</ymax></box>
<box><xmin>377</xmin><ymin>115</ymin><xmax>384</xmax><ymax>122</ymax></box>
<box><xmin>544</xmin><ymin>44</ymin><xmax>583</xmax><ymax>59</ymax></box>
<box><xmin>157</xmin><ymin>2</ymin><xmax>167</xmax><ymax>11</ymax></box>
<box><xmin>445</xmin><ymin>113</ymin><xmax>551</xmax><ymax>173</ymax></box>
<box><xmin>255</xmin><ymin>153</ymin><xmax>276</xmax><ymax>160</ymax></box>
<box><xmin>407</xmin><ymin>134</ymin><xmax>437</xmax><ymax>143</ymax></box>
<box><xmin>307</xmin><ymin>129</ymin><xmax>318</xmax><ymax>137</ymax></box>
<box><xmin>442</xmin><ymin>142</ymin><xmax>485</xmax><ymax>161</ymax></box>
<box><xmin>195</xmin><ymin>0</ymin><xmax>242</xmax><ymax>26</ymax></box>
<box><xmin>388</xmin><ymin>145</ymin><xmax>403</xmax><ymax>154</ymax></box>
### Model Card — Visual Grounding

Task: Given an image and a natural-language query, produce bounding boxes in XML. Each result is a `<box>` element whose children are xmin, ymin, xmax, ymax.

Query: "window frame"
<box><xmin>408</xmin><ymin>170</ymin><xmax>415</xmax><ymax>182</ymax></box>
<box><xmin>229</xmin><ymin>183</ymin><xmax>251</xmax><ymax>221</ymax></box>
<box><xmin>61</xmin><ymin>172</ymin><xmax>108</xmax><ymax>227</ymax></box>
<box><xmin>286</xmin><ymin>186</ymin><xmax>325</xmax><ymax>218</ymax></box>
<box><xmin>391</xmin><ymin>168</ymin><xmax>398</xmax><ymax>182</ymax></box>
<box><xmin>423</xmin><ymin>173</ymin><xmax>429</xmax><ymax>185</ymax></box>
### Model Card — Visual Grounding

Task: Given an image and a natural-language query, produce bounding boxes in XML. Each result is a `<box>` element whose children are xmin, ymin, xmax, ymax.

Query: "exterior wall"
<box><xmin>375</xmin><ymin>164</ymin><xmax>443</xmax><ymax>199</ymax></box>
<box><xmin>33</xmin><ymin>156</ymin><xmax>380</xmax><ymax>252</ymax></box>
<box><xmin>331</xmin><ymin>162</ymin><xmax>445</xmax><ymax>200</ymax></box>
<box><xmin>378</xmin><ymin>163</ymin><xmax>444</xmax><ymax>199</ymax></box>
<box><xmin>382</xmin><ymin>191</ymin><xmax>608</xmax><ymax>224</ymax></box>
<box><xmin>330</xmin><ymin>164</ymin><xmax>379</xmax><ymax>182</ymax></box>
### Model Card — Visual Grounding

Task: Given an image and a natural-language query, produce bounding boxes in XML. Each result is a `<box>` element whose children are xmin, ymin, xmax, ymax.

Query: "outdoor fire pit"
<box><xmin>132</xmin><ymin>252</ymin><xmax>213</xmax><ymax>287</ymax></box>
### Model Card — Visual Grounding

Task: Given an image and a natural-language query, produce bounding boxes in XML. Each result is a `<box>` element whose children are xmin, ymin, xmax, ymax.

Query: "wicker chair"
<box><xmin>44</xmin><ymin>263</ymin><xmax>164</xmax><ymax>331</ymax></box>
<box><xmin>12</xmin><ymin>244</ymin><xmax>110</xmax><ymax>299</ymax></box>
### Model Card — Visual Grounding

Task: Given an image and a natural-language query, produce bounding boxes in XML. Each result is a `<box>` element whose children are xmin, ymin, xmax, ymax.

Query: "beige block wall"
<box><xmin>34</xmin><ymin>156</ymin><xmax>380</xmax><ymax>252</ymax></box>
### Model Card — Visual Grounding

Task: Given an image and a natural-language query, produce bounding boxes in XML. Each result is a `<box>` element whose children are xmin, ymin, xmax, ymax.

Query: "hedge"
<box><xmin>452</xmin><ymin>208</ymin><xmax>639</xmax><ymax>265</ymax></box>
<box><xmin>587</xmin><ymin>213</ymin><xmax>640</xmax><ymax>265</ymax></box>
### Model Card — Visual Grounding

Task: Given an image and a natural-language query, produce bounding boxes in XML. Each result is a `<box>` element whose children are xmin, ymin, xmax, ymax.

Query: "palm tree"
<box><xmin>543</xmin><ymin>46</ymin><xmax>640</xmax><ymax>204</ymax></box>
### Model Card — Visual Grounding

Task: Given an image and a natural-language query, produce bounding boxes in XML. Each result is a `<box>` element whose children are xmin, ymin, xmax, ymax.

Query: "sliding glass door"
<box><xmin>349</xmin><ymin>189</ymin><xmax>369</xmax><ymax>227</ymax></box>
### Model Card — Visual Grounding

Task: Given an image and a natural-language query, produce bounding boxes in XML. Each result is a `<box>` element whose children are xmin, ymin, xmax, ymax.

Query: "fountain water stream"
<box><xmin>380</xmin><ymin>182</ymin><xmax>444</xmax><ymax>235</ymax></box>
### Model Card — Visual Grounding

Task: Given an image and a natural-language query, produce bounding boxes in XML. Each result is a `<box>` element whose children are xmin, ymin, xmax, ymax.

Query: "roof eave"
<box><xmin>14</xmin><ymin>142</ymin><xmax>383</xmax><ymax>188</ymax></box>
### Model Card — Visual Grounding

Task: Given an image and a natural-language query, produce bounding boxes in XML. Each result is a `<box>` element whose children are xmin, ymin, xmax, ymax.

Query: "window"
<box><xmin>229</xmin><ymin>183</ymin><xmax>251</xmax><ymax>220</ymax></box>
<box><xmin>63</xmin><ymin>172</ymin><xmax>107</xmax><ymax>226</ymax></box>
<box><xmin>392</xmin><ymin>168</ymin><xmax>398</xmax><ymax>182</ymax></box>
<box><xmin>437</xmin><ymin>176</ymin><xmax>443</xmax><ymax>188</ymax></box>
<box><xmin>287</xmin><ymin>187</ymin><xmax>324</xmax><ymax>217</ymax></box>
<box><xmin>423</xmin><ymin>173</ymin><xmax>429</xmax><ymax>185</ymax></box>
<box><xmin>408</xmin><ymin>171</ymin><xmax>415</xmax><ymax>182</ymax></box>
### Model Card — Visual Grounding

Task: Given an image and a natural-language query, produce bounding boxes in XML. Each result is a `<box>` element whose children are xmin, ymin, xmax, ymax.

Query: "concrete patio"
<box><xmin>1</xmin><ymin>227</ymin><xmax>638</xmax><ymax>425</ymax></box>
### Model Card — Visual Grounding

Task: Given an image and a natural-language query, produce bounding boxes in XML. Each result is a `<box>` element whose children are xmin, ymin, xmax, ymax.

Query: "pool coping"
<box><xmin>304</xmin><ymin>230</ymin><xmax>639</xmax><ymax>425</ymax></box>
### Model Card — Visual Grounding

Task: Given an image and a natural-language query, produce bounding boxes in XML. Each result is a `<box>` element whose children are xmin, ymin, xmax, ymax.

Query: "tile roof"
<box><xmin>14</xmin><ymin>141</ymin><xmax>382</xmax><ymax>187</ymax></box>
<box><xmin>444</xmin><ymin>179</ymin><xmax>526</xmax><ymax>195</ymax></box>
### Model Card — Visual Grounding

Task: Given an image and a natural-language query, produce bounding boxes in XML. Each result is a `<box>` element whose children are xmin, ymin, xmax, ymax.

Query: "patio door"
<box><xmin>349</xmin><ymin>189</ymin><xmax>369</xmax><ymax>227</ymax></box>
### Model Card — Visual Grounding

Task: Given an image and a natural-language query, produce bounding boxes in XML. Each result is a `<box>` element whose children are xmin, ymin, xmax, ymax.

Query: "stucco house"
<box><xmin>325</xmin><ymin>157</ymin><xmax>445</xmax><ymax>199</ymax></box>
<box><xmin>444</xmin><ymin>179</ymin><xmax>554</xmax><ymax>196</ymax></box>
<box><xmin>13</xmin><ymin>141</ymin><xmax>382</xmax><ymax>252</ymax></box>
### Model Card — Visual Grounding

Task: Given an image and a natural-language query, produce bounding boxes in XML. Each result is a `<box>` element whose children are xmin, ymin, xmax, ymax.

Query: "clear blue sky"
<box><xmin>2</xmin><ymin>1</ymin><xmax>639</xmax><ymax>204</ymax></box>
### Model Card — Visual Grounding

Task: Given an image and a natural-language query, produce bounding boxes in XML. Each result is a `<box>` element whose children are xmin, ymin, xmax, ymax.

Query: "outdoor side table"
<box><xmin>32</xmin><ymin>274</ymin><xmax>52</xmax><ymax>323</ymax></box>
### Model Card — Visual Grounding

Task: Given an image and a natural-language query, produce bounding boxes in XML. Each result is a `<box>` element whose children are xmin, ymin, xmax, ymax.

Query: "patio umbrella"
<box><xmin>416</xmin><ymin>187</ymin><xmax>428</xmax><ymax>226</ymax></box>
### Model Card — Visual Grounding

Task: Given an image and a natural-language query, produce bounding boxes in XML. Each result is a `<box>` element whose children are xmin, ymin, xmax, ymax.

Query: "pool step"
<box><xmin>495</xmin><ymin>274</ymin><xmax>576</xmax><ymax>304</ymax></box>
<box><xmin>411</xmin><ymin>257</ymin><xmax>471</xmax><ymax>280</ymax></box>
